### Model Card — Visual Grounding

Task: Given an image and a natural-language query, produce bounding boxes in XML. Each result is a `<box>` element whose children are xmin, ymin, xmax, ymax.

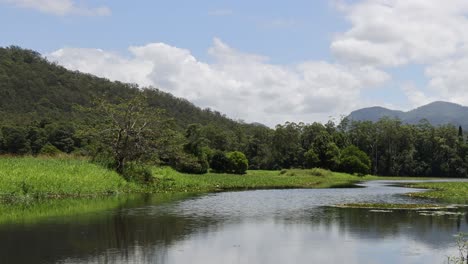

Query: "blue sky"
<box><xmin>1</xmin><ymin>0</ymin><xmax>467</xmax><ymax>125</ymax></box>
<box><xmin>0</xmin><ymin>0</ymin><xmax>345</xmax><ymax>62</ymax></box>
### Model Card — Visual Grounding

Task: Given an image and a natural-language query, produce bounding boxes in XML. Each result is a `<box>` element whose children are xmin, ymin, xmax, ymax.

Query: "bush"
<box><xmin>122</xmin><ymin>163</ymin><xmax>154</xmax><ymax>183</ymax></box>
<box><xmin>339</xmin><ymin>145</ymin><xmax>371</xmax><ymax>175</ymax></box>
<box><xmin>175</xmin><ymin>153</ymin><xmax>208</xmax><ymax>174</ymax></box>
<box><xmin>210</xmin><ymin>151</ymin><xmax>229</xmax><ymax>172</ymax></box>
<box><xmin>39</xmin><ymin>143</ymin><xmax>62</xmax><ymax>156</ymax></box>
<box><xmin>226</xmin><ymin>151</ymin><xmax>248</xmax><ymax>174</ymax></box>
<box><xmin>308</xmin><ymin>168</ymin><xmax>332</xmax><ymax>177</ymax></box>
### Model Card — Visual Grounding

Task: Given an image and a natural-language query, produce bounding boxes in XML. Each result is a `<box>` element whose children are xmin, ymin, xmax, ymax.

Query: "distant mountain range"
<box><xmin>348</xmin><ymin>101</ymin><xmax>468</xmax><ymax>129</ymax></box>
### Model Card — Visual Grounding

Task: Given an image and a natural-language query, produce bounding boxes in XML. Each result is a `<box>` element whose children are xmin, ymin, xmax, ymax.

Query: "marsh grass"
<box><xmin>407</xmin><ymin>182</ymin><xmax>468</xmax><ymax>204</ymax></box>
<box><xmin>151</xmin><ymin>167</ymin><xmax>369</xmax><ymax>192</ymax></box>
<box><xmin>334</xmin><ymin>203</ymin><xmax>445</xmax><ymax>210</ymax></box>
<box><xmin>0</xmin><ymin>156</ymin><xmax>139</xmax><ymax>200</ymax></box>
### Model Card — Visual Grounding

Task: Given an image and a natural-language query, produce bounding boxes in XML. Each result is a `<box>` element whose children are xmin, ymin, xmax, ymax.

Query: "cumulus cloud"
<box><xmin>401</xmin><ymin>83</ymin><xmax>435</xmax><ymax>108</ymax></box>
<box><xmin>332</xmin><ymin>0</ymin><xmax>468</xmax><ymax>66</ymax></box>
<box><xmin>332</xmin><ymin>0</ymin><xmax>468</xmax><ymax>109</ymax></box>
<box><xmin>425</xmin><ymin>54</ymin><xmax>468</xmax><ymax>105</ymax></box>
<box><xmin>48</xmin><ymin>39</ymin><xmax>389</xmax><ymax>126</ymax></box>
<box><xmin>1</xmin><ymin>0</ymin><xmax>111</xmax><ymax>16</ymax></box>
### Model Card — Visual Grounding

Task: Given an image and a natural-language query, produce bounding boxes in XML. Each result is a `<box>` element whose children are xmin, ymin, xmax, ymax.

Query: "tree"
<box><xmin>1</xmin><ymin>126</ymin><xmax>30</xmax><ymax>154</ymax></box>
<box><xmin>87</xmin><ymin>95</ymin><xmax>166</xmax><ymax>174</ymax></box>
<box><xmin>226</xmin><ymin>151</ymin><xmax>249</xmax><ymax>174</ymax></box>
<box><xmin>210</xmin><ymin>151</ymin><xmax>229</xmax><ymax>173</ymax></box>
<box><xmin>304</xmin><ymin>148</ymin><xmax>320</xmax><ymax>169</ymax></box>
<box><xmin>340</xmin><ymin>145</ymin><xmax>371</xmax><ymax>175</ymax></box>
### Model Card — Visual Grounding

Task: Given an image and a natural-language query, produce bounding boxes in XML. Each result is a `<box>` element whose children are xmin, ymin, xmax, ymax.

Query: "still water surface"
<box><xmin>0</xmin><ymin>181</ymin><xmax>467</xmax><ymax>264</ymax></box>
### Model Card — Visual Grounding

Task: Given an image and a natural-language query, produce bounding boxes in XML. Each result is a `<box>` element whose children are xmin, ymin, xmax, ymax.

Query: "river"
<box><xmin>0</xmin><ymin>180</ymin><xmax>467</xmax><ymax>264</ymax></box>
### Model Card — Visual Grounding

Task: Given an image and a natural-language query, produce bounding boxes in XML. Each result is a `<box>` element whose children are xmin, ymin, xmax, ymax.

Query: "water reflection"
<box><xmin>0</xmin><ymin>181</ymin><xmax>466</xmax><ymax>264</ymax></box>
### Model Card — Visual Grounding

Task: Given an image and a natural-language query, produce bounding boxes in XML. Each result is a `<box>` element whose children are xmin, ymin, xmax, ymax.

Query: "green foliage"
<box><xmin>226</xmin><ymin>151</ymin><xmax>249</xmax><ymax>174</ymax></box>
<box><xmin>151</xmin><ymin>167</ymin><xmax>369</xmax><ymax>192</ymax></box>
<box><xmin>210</xmin><ymin>151</ymin><xmax>229</xmax><ymax>173</ymax></box>
<box><xmin>303</xmin><ymin>149</ymin><xmax>320</xmax><ymax>169</ymax></box>
<box><xmin>39</xmin><ymin>143</ymin><xmax>62</xmax><ymax>156</ymax></box>
<box><xmin>339</xmin><ymin>145</ymin><xmax>371</xmax><ymax>175</ymax></box>
<box><xmin>1</xmin><ymin>126</ymin><xmax>31</xmax><ymax>154</ymax></box>
<box><xmin>82</xmin><ymin>94</ymin><xmax>168</xmax><ymax>175</ymax></box>
<box><xmin>408</xmin><ymin>182</ymin><xmax>468</xmax><ymax>203</ymax></box>
<box><xmin>175</xmin><ymin>153</ymin><xmax>209</xmax><ymax>174</ymax></box>
<box><xmin>0</xmin><ymin>157</ymin><xmax>133</xmax><ymax>199</ymax></box>
<box><xmin>46</xmin><ymin>124</ymin><xmax>76</xmax><ymax>153</ymax></box>
<box><xmin>122</xmin><ymin>163</ymin><xmax>154</xmax><ymax>184</ymax></box>
<box><xmin>308</xmin><ymin>168</ymin><xmax>332</xmax><ymax>177</ymax></box>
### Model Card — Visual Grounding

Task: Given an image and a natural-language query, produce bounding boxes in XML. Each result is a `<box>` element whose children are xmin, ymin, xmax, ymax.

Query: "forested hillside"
<box><xmin>0</xmin><ymin>46</ymin><xmax>243</xmax><ymax>129</ymax></box>
<box><xmin>1</xmin><ymin>46</ymin><xmax>468</xmax><ymax>178</ymax></box>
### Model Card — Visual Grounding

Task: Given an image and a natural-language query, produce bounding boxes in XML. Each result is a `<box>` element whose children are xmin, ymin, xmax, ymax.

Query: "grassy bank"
<box><xmin>0</xmin><ymin>157</ymin><xmax>372</xmax><ymax>202</ymax></box>
<box><xmin>407</xmin><ymin>182</ymin><xmax>468</xmax><ymax>204</ymax></box>
<box><xmin>0</xmin><ymin>156</ymin><xmax>141</xmax><ymax>201</ymax></box>
<box><xmin>1</xmin><ymin>157</ymin><xmax>467</xmax><ymax>205</ymax></box>
<box><xmin>151</xmin><ymin>167</ymin><xmax>372</xmax><ymax>192</ymax></box>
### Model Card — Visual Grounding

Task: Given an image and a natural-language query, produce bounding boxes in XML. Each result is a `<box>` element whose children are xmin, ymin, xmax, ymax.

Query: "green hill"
<box><xmin>0</xmin><ymin>46</ymin><xmax>245</xmax><ymax>130</ymax></box>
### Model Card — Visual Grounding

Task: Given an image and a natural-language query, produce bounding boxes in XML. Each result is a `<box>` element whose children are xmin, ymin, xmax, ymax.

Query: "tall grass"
<box><xmin>0</xmin><ymin>156</ymin><xmax>136</xmax><ymax>200</ymax></box>
<box><xmin>151</xmin><ymin>167</ymin><xmax>368</xmax><ymax>192</ymax></box>
<box><xmin>407</xmin><ymin>182</ymin><xmax>468</xmax><ymax>203</ymax></box>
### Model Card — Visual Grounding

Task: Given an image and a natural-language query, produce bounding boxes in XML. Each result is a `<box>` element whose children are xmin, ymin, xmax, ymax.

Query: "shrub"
<box><xmin>308</xmin><ymin>168</ymin><xmax>332</xmax><ymax>177</ymax></box>
<box><xmin>210</xmin><ymin>151</ymin><xmax>229</xmax><ymax>173</ymax></box>
<box><xmin>39</xmin><ymin>143</ymin><xmax>62</xmax><ymax>156</ymax></box>
<box><xmin>226</xmin><ymin>151</ymin><xmax>248</xmax><ymax>174</ymax></box>
<box><xmin>339</xmin><ymin>145</ymin><xmax>371</xmax><ymax>175</ymax></box>
<box><xmin>122</xmin><ymin>163</ymin><xmax>154</xmax><ymax>183</ymax></box>
<box><xmin>175</xmin><ymin>153</ymin><xmax>208</xmax><ymax>174</ymax></box>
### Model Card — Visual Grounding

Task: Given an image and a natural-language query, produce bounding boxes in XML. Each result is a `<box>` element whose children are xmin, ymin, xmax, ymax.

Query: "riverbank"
<box><xmin>0</xmin><ymin>157</ymin><xmax>144</xmax><ymax>202</ymax></box>
<box><xmin>0</xmin><ymin>156</ymin><xmax>467</xmax><ymax>204</ymax></box>
<box><xmin>0</xmin><ymin>157</ymin><xmax>377</xmax><ymax>202</ymax></box>
<box><xmin>407</xmin><ymin>182</ymin><xmax>468</xmax><ymax>204</ymax></box>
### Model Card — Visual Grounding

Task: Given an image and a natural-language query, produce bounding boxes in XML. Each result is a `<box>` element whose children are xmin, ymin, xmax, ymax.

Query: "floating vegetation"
<box><xmin>333</xmin><ymin>203</ymin><xmax>448</xmax><ymax>210</ymax></box>
<box><xmin>417</xmin><ymin>211</ymin><xmax>466</xmax><ymax>217</ymax></box>
<box><xmin>406</xmin><ymin>182</ymin><xmax>468</xmax><ymax>204</ymax></box>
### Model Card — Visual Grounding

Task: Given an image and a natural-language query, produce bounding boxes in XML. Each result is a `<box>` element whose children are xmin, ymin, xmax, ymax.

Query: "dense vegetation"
<box><xmin>0</xmin><ymin>157</ymin><xmax>138</xmax><ymax>200</ymax></box>
<box><xmin>407</xmin><ymin>182</ymin><xmax>468</xmax><ymax>203</ymax></box>
<box><xmin>1</xmin><ymin>46</ymin><xmax>467</xmax><ymax>178</ymax></box>
<box><xmin>0</xmin><ymin>156</ymin><xmax>372</xmax><ymax>201</ymax></box>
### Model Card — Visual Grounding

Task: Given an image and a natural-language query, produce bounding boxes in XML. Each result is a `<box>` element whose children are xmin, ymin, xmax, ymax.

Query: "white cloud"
<box><xmin>332</xmin><ymin>0</ymin><xmax>468</xmax><ymax>66</ymax></box>
<box><xmin>331</xmin><ymin>0</ymin><xmax>468</xmax><ymax>109</ymax></box>
<box><xmin>48</xmin><ymin>39</ymin><xmax>389</xmax><ymax>126</ymax></box>
<box><xmin>401</xmin><ymin>83</ymin><xmax>435</xmax><ymax>108</ymax></box>
<box><xmin>1</xmin><ymin>0</ymin><xmax>111</xmax><ymax>16</ymax></box>
<box><xmin>425</xmin><ymin>54</ymin><xmax>468</xmax><ymax>105</ymax></box>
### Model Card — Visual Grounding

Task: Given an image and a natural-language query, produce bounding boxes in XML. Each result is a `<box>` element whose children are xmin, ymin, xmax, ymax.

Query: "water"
<box><xmin>0</xmin><ymin>181</ymin><xmax>467</xmax><ymax>264</ymax></box>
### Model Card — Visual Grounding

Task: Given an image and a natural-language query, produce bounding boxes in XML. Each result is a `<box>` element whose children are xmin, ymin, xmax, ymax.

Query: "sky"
<box><xmin>1</xmin><ymin>0</ymin><xmax>468</xmax><ymax>126</ymax></box>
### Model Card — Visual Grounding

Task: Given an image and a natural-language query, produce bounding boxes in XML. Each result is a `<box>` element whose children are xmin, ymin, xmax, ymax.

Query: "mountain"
<box><xmin>0</xmin><ymin>46</ymin><xmax>246</xmax><ymax>131</ymax></box>
<box><xmin>348</xmin><ymin>101</ymin><xmax>468</xmax><ymax>129</ymax></box>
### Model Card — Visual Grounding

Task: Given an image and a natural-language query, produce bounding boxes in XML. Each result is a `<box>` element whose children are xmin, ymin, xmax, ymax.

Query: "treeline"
<box><xmin>1</xmin><ymin>113</ymin><xmax>467</xmax><ymax>177</ymax></box>
<box><xmin>1</xmin><ymin>46</ymin><xmax>467</xmax><ymax>178</ymax></box>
